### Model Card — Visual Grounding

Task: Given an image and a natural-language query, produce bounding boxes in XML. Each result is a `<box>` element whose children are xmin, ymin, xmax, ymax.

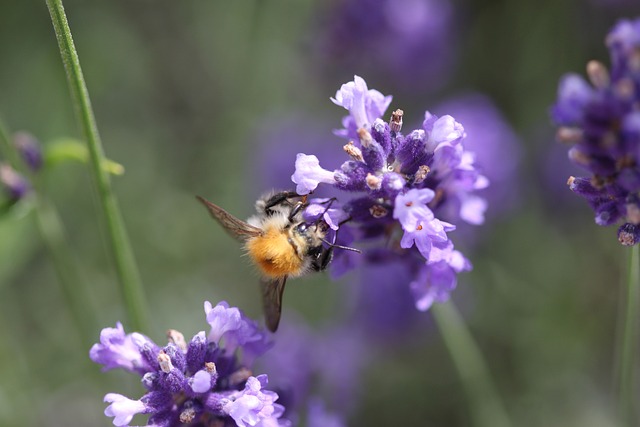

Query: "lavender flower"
<box><xmin>91</xmin><ymin>301</ymin><xmax>287</xmax><ymax>427</ymax></box>
<box><xmin>551</xmin><ymin>17</ymin><xmax>640</xmax><ymax>245</ymax></box>
<box><xmin>291</xmin><ymin>76</ymin><xmax>485</xmax><ymax>311</ymax></box>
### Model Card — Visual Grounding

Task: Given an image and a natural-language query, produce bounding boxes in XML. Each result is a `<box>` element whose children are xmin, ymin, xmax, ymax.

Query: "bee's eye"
<box><xmin>296</xmin><ymin>223</ymin><xmax>308</xmax><ymax>233</ymax></box>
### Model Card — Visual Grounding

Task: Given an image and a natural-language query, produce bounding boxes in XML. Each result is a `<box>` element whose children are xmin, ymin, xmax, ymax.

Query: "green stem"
<box><xmin>0</xmin><ymin>122</ymin><xmax>97</xmax><ymax>350</ymax></box>
<box><xmin>433</xmin><ymin>301</ymin><xmax>511</xmax><ymax>427</ymax></box>
<box><xmin>45</xmin><ymin>0</ymin><xmax>149</xmax><ymax>331</ymax></box>
<box><xmin>619</xmin><ymin>244</ymin><xmax>639</xmax><ymax>426</ymax></box>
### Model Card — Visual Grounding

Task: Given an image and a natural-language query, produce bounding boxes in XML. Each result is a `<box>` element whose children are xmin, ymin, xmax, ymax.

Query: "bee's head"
<box><xmin>295</xmin><ymin>218</ymin><xmax>329</xmax><ymax>238</ymax></box>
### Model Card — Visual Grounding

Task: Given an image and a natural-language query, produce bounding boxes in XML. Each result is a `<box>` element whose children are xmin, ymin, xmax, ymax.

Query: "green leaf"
<box><xmin>44</xmin><ymin>138</ymin><xmax>125</xmax><ymax>175</ymax></box>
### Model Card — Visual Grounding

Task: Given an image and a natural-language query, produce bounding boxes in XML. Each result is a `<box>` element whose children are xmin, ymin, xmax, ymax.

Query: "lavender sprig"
<box><xmin>91</xmin><ymin>301</ymin><xmax>288</xmax><ymax>427</ymax></box>
<box><xmin>292</xmin><ymin>76</ymin><xmax>510</xmax><ymax>427</ymax></box>
<box><xmin>552</xmin><ymin>17</ymin><xmax>640</xmax><ymax>426</ymax></box>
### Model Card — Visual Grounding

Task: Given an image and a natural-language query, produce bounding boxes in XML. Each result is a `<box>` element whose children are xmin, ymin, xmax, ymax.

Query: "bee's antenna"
<box><xmin>321</xmin><ymin>239</ymin><xmax>362</xmax><ymax>253</ymax></box>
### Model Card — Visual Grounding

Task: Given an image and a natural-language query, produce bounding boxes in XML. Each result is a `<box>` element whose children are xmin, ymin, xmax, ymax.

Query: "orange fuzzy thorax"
<box><xmin>246</xmin><ymin>226</ymin><xmax>304</xmax><ymax>278</ymax></box>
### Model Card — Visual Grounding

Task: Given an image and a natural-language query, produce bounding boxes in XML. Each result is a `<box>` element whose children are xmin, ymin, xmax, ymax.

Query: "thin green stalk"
<box><xmin>0</xmin><ymin>122</ymin><xmax>97</xmax><ymax>350</ymax></box>
<box><xmin>619</xmin><ymin>244</ymin><xmax>639</xmax><ymax>426</ymax></box>
<box><xmin>433</xmin><ymin>301</ymin><xmax>511</xmax><ymax>427</ymax></box>
<box><xmin>45</xmin><ymin>0</ymin><xmax>149</xmax><ymax>331</ymax></box>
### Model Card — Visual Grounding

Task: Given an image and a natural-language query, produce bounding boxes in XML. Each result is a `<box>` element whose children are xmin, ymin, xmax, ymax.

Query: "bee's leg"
<box><xmin>287</xmin><ymin>198</ymin><xmax>309</xmax><ymax>222</ymax></box>
<box><xmin>263</xmin><ymin>191</ymin><xmax>302</xmax><ymax>214</ymax></box>
<box><xmin>311</xmin><ymin>247</ymin><xmax>334</xmax><ymax>272</ymax></box>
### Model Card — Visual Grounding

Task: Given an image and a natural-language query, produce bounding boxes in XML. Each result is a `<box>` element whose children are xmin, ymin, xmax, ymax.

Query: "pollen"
<box><xmin>246</xmin><ymin>227</ymin><xmax>304</xmax><ymax>277</ymax></box>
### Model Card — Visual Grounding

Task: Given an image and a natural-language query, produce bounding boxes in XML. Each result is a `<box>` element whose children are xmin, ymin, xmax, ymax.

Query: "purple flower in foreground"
<box><xmin>291</xmin><ymin>75</ymin><xmax>485</xmax><ymax>310</ymax></box>
<box><xmin>91</xmin><ymin>301</ymin><xmax>287</xmax><ymax>427</ymax></box>
<box><xmin>552</xmin><ymin>17</ymin><xmax>640</xmax><ymax>245</ymax></box>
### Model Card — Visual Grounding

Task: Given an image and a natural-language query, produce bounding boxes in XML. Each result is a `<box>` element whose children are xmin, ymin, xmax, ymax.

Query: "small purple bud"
<box><xmin>396</xmin><ymin>130</ymin><xmax>430</xmax><ymax>175</ymax></box>
<box><xmin>372</xmin><ymin>118</ymin><xmax>392</xmax><ymax>155</ymax></box>
<box><xmin>567</xmin><ymin>176</ymin><xmax>601</xmax><ymax>200</ymax></box>
<box><xmin>163</xmin><ymin>343</ymin><xmax>185</xmax><ymax>372</ymax></box>
<box><xmin>13</xmin><ymin>132</ymin><xmax>43</xmax><ymax>171</ymax></box>
<box><xmin>186</xmin><ymin>331</ymin><xmax>207</xmax><ymax>375</ymax></box>
<box><xmin>358</xmin><ymin>128</ymin><xmax>386</xmax><ymax>171</ymax></box>
<box><xmin>335</xmin><ymin>161</ymin><xmax>370</xmax><ymax>192</ymax></box>
<box><xmin>141</xmin><ymin>372</ymin><xmax>159</xmax><ymax>390</ymax></box>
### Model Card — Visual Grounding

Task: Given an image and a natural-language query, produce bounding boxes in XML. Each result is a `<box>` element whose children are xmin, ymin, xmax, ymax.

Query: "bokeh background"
<box><xmin>1</xmin><ymin>0</ymin><xmax>639</xmax><ymax>426</ymax></box>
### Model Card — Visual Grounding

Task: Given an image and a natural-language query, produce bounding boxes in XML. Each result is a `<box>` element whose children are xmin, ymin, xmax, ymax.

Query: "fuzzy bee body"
<box><xmin>197</xmin><ymin>191</ymin><xmax>333</xmax><ymax>332</ymax></box>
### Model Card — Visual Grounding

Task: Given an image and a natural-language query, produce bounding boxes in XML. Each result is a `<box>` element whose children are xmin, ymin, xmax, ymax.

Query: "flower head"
<box><xmin>290</xmin><ymin>76</ymin><xmax>488</xmax><ymax>311</ymax></box>
<box><xmin>92</xmin><ymin>301</ymin><xmax>285</xmax><ymax>427</ymax></box>
<box><xmin>552</xmin><ymin>17</ymin><xmax>640</xmax><ymax>244</ymax></box>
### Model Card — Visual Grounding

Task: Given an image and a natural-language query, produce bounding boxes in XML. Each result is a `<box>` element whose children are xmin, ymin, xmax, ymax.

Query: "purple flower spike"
<box><xmin>552</xmin><ymin>17</ymin><xmax>640</xmax><ymax>244</ymax></box>
<box><xmin>288</xmin><ymin>75</ymin><xmax>488</xmax><ymax>312</ymax></box>
<box><xmin>92</xmin><ymin>301</ymin><xmax>287</xmax><ymax>426</ymax></box>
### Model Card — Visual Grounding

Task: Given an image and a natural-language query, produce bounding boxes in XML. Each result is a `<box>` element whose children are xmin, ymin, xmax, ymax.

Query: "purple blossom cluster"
<box><xmin>552</xmin><ymin>17</ymin><xmax>640</xmax><ymax>245</ymax></box>
<box><xmin>90</xmin><ymin>301</ymin><xmax>288</xmax><ymax>427</ymax></box>
<box><xmin>292</xmin><ymin>76</ymin><xmax>487</xmax><ymax>311</ymax></box>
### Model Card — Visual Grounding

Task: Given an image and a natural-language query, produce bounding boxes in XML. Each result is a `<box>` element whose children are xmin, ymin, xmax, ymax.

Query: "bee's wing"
<box><xmin>196</xmin><ymin>196</ymin><xmax>263</xmax><ymax>241</ymax></box>
<box><xmin>260</xmin><ymin>275</ymin><xmax>287</xmax><ymax>332</ymax></box>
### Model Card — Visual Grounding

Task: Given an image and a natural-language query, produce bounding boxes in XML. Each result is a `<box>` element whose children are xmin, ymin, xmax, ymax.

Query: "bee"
<box><xmin>196</xmin><ymin>191</ymin><xmax>358</xmax><ymax>332</ymax></box>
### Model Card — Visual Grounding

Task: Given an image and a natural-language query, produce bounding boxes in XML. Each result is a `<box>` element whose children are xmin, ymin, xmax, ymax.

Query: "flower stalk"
<box><xmin>432</xmin><ymin>301</ymin><xmax>511</xmax><ymax>427</ymax></box>
<box><xmin>45</xmin><ymin>0</ymin><xmax>149</xmax><ymax>331</ymax></box>
<box><xmin>619</xmin><ymin>244</ymin><xmax>639</xmax><ymax>426</ymax></box>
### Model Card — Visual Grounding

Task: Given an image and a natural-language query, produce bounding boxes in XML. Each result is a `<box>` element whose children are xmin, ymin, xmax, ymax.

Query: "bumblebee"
<box><xmin>197</xmin><ymin>191</ymin><xmax>351</xmax><ymax>332</ymax></box>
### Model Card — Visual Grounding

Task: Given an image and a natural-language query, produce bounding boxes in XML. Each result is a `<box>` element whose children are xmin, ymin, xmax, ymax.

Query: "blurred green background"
<box><xmin>0</xmin><ymin>0</ymin><xmax>638</xmax><ymax>426</ymax></box>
